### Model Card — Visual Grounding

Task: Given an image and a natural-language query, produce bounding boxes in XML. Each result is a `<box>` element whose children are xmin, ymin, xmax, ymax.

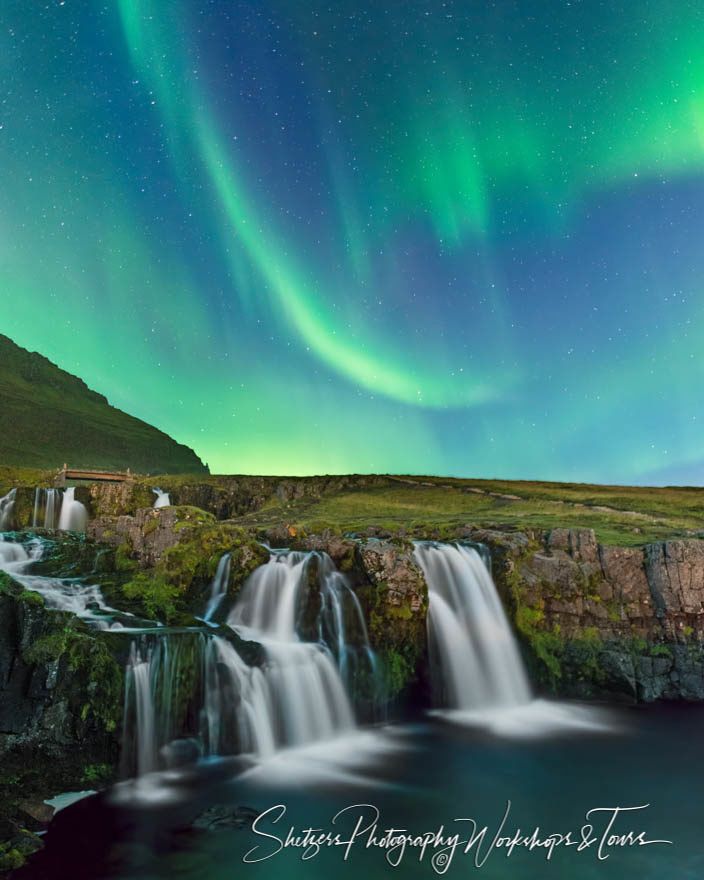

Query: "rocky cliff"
<box><xmin>0</xmin><ymin>572</ymin><xmax>122</xmax><ymax>872</ymax></box>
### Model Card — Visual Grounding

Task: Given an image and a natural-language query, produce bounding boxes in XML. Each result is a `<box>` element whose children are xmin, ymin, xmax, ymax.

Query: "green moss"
<box><xmin>0</xmin><ymin>846</ymin><xmax>26</xmax><ymax>870</ymax></box>
<box><xmin>18</xmin><ymin>589</ymin><xmax>44</xmax><ymax>606</ymax></box>
<box><xmin>81</xmin><ymin>763</ymin><xmax>113</xmax><ymax>786</ymax></box>
<box><xmin>23</xmin><ymin>633</ymin><xmax>68</xmax><ymax>664</ymax></box>
<box><xmin>20</xmin><ymin>617</ymin><xmax>122</xmax><ymax>733</ymax></box>
<box><xmin>683</xmin><ymin>625</ymin><xmax>694</xmax><ymax>637</ymax></box>
<box><xmin>142</xmin><ymin>516</ymin><xmax>159</xmax><ymax>536</ymax></box>
<box><xmin>123</xmin><ymin>572</ymin><xmax>180</xmax><ymax>621</ymax></box>
<box><xmin>606</xmin><ymin>599</ymin><xmax>621</xmax><ymax>621</ymax></box>
<box><xmin>115</xmin><ymin>538</ymin><xmax>137</xmax><ymax>572</ymax></box>
<box><xmin>388</xmin><ymin>603</ymin><xmax>413</xmax><ymax>621</ymax></box>
<box><xmin>568</xmin><ymin>628</ymin><xmax>605</xmax><ymax>683</ymax></box>
<box><xmin>649</xmin><ymin>644</ymin><xmax>673</xmax><ymax>658</ymax></box>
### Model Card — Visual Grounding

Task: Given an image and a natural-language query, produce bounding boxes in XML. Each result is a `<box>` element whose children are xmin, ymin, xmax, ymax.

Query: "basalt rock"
<box><xmin>0</xmin><ymin>572</ymin><xmax>121</xmax><ymax>871</ymax></box>
<box><xmin>485</xmin><ymin>527</ymin><xmax>704</xmax><ymax>701</ymax></box>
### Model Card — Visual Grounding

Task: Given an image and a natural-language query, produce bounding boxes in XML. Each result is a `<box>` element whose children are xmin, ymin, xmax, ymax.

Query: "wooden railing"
<box><xmin>55</xmin><ymin>465</ymin><xmax>135</xmax><ymax>485</ymax></box>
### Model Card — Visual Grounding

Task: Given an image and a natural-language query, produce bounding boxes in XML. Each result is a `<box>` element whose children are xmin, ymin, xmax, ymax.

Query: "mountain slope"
<box><xmin>0</xmin><ymin>335</ymin><xmax>208</xmax><ymax>474</ymax></box>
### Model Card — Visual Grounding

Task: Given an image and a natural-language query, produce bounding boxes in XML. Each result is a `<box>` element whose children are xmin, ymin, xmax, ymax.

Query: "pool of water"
<box><xmin>18</xmin><ymin>702</ymin><xmax>703</xmax><ymax>880</ymax></box>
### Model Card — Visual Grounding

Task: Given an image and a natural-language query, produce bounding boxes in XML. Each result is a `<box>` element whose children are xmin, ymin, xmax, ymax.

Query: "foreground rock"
<box><xmin>0</xmin><ymin>572</ymin><xmax>121</xmax><ymax>872</ymax></box>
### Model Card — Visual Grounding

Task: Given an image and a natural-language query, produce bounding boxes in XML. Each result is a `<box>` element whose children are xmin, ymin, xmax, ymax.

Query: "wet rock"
<box><xmin>191</xmin><ymin>804</ymin><xmax>260</xmax><ymax>832</ymax></box>
<box><xmin>359</xmin><ymin>541</ymin><xmax>425</xmax><ymax>612</ymax></box>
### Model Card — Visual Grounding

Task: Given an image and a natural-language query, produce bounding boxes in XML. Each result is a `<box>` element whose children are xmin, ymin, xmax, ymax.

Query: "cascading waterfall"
<box><xmin>0</xmin><ymin>488</ymin><xmax>16</xmax><ymax>530</ymax></box>
<box><xmin>152</xmin><ymin>488</ymin><xmax>170</xmax><ymax>508</ymax></box>
<box><xmin>0</xmin><ymin>534</ymin><xmax>122</xmax><ymax>628</ymax></box>
<box><xmin>315</xmin><ymin>553</ymin><xmax>380</xmax><ymax>698</ymax></box>
<box><xmin>122</xmin><ymin>632</ymin><xmax>206</xmax><ymax>777</ymax></box>
<box><xmin>413</xmin><ymin>542</ymin><xmax>531</xmax><ymax>710</ymax></box>
<box><xmin>226</xmin><ymin>551</ymin><xmax>358</xmax><ymax>751</ymax></box>
<box><xmin>57</xmin><ymin>487</ymin><xmax>87</xmax><ymax>531</ymax></box>
<box><xmin>202</xmin><ymin>553</ymin><xmax>231</xmax><ymax>622</ymax></box>
<box><xmin>202</xmin><ymin>635</ymin><xmax>275</xmax><ymax>758</ymax></box>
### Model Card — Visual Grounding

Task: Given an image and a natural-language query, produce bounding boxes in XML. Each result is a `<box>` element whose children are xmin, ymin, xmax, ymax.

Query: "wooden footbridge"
<box><xmin>55</xmin><ymin>465</ymin><xmax>135</xmax><ymax>486</ymax></box>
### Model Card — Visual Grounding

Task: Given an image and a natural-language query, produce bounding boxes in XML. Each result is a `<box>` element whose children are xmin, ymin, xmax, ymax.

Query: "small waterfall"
<box><xmin>121</xmin><ymin>633</ymin><xmax>205</xmax><ymax>777</ymax></box>
<box><xmin>0</xmin><ymin>535</ymin><xmax>31</xmax><ymax>567</ymax></box>
<box><xmin>413</xmin><ymin>542</ymin><xmax>531</xmax><ymax>710</ymax></box>
<box><xmin>202</xmin><ymin>635</ymin><xmax>275</xmax><ymax>758</ymax></box>
<box><xmin>57</xmin><ymin>487</ymin><xmax>87</xmax><ymax>532</ymax></box>
<box><xmin>0</xmin><ymin>535</ymin><xmax>119</xmax><ymax>628</ymax></box>
<box><xmin>152</xmin><ymin>488</ymin><xmax>170</xmax><ymax>508</ymax></box>
<box><xmin>43</xmin><ymin>489</ymin><xmax>62</xmax><ymax>529</ymax></box>
<box><xmin>225</xmin><ymin>550</ymin><xmax>366</xmax><ymax>751</ymax></box>
<box><xmin>315</xmin><ymin>554</ymin><xmax>380</xmax><ymax>699</ymax></box>
<box><xmin>29</xmin><ymin>488</ymin><xmax>73</xmax><ymax>530</ymax></box>
<box><xmin>124</xmin><ymin>643</ymin><xmax>158</xmax><ymax>777</ymax></box>
<box><xmin>203</xmin><ymin>553</ymin><xmax>231</xmax><ymax>621</ymax></box>
<box><xmin>0</xmin><ymin>488</ymin><xmax>17</xmax><ymax>530</ymax></box>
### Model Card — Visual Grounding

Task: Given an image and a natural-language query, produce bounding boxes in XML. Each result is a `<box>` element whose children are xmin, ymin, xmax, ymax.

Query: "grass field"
<box><xmin>2</xmin><ymin>466</ymin><xmax>703</xmax><ymax>546</ymax></box>
<box><xmin>226</xmin><ymin>475</ymin><xmax>704</xmax><ymax>546</ymax></box>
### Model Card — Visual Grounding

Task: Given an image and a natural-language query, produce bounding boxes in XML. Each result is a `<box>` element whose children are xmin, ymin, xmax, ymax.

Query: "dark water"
<box><xmin>19</xmin><ymin>703</ymin><xmax>704</xmax><ymax>880</ymax></box>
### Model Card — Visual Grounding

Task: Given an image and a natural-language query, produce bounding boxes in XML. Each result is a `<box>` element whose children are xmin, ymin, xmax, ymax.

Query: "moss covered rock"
<box><xmin>0</xmin><ymin>572</ymin><xmax>121</xmax><ymax>860</ymax></box>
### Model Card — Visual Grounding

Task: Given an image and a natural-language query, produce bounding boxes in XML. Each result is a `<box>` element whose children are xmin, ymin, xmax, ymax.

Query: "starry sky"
<box><xmin>2</xmin><ymin>0</ymin><xmax>704</xmax><ymax>482</ymax></box>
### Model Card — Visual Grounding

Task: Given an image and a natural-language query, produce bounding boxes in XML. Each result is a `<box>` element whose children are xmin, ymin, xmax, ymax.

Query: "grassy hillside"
<box><xmin>0</xmin><ymin>335</ymin><xmax>207</xmax><ymax>475</ymax></box>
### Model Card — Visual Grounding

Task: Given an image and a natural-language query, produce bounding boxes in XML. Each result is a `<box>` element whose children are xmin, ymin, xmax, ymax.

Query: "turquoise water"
<box><xmin>20</xmin><ymin>703</ymin><xmax>704</xmax><ymax>880</ymax></box>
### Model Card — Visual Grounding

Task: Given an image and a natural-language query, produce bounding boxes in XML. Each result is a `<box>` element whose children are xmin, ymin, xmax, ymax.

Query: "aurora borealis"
<box><xmin>2</xmin><ymin>1</ymin><xmax>704</xmax><ymax>482</ymax></box>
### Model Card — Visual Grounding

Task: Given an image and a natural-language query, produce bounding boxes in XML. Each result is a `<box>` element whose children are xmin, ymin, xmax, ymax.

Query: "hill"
<box><xmin>0</xmin><ymin>334</ymin><xmax>208</xmax><ymax>474</ymax></box>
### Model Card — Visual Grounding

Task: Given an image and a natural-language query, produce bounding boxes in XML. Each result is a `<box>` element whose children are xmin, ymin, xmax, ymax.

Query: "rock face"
<box><xmin>0</xmin><ymin>572</ymin><xmax>121</xmax><ymax>870</ymax></box>
<box><xmin>478</xmin><ymin>527</ymin><xmax>704</xmax><ymax>701</ymax></box>
<box><xmin>87</xmin><ymin>506</ymin><xmax>211</xmax><ymax>568</ymax></box>
<box><xmin>87</xmin><ymin>506</ymin><xmax>268</xmax><ymax>623</ymax></box>
<box><xmin>86</xmin><ymin>474</ymin><xmax>397</xmax><ymax>522</ymax></box>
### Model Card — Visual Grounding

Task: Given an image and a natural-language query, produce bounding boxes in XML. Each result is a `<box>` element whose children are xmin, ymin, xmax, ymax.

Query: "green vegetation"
<box><xmin>214</xmin><ymin>476</ymin><xmax>704</xmax><ymax>547</ymax></box>
<box><xmin>0</xmin><ymin>333</ymin><xmax>207</xmax><ymax>474</ymax></box>
<box><xmin>120</xmin><ymin>519</ymin><xmax>268</xmax><ymax>622</ymax></box>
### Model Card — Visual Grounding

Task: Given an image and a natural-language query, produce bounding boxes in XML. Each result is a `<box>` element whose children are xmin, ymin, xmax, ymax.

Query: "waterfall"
<box><xmin>0</xmin><ymin>488</ymin><xmax>16</xmax><ymax>530</ymax></box>
<box><xmin>57</xmin><ymin>487</ymin><xmax>87</xmax><ymax>532</ymax></box>
<box><xmin>202</xmin><ymin>635</ymin><xmax>275</xmax><ymax>758</ymax></box>
<box><xmin>413</xmin><ymin>542</ymin><xmax>531</xmax><ymax>710</ymax></box>
<box><xmin>0</xmin><ymin>534</ymin><xmax>120</xmax><ymax>628</ymax></box>
<box><xmin>124</xmin><ymin>643</ymin><xmax>158</xmax><ymax>777</ymax></box>
<box><xmin>315</xmin><ymin>553</ymin><xmax>380</xmax><ymax>697</ymax></box>
<box><xmin>121</xmin><ymin>633</ymin><xmax>205</xmax><ymax>777</ymax></box>
<box><xmin>203</xmin><ymin>553</ymin><xmax>231</xmax><ymax>622</ymax></box>
<box><xmin>29</xmin><ymin>488</ymin><xmax>74</xmax><ymax>530</ymax></box>
<box><xmin>224</xmin><ymin>550</ymin><xmax>370</xmax><ymax>751</ymax></box>
<box><xmin>43</xmin><ymin>489</ymin><xmax>62</xmax><ymax>529</ymax></box>
<box><xmin>152</xmin><ymin>488</ymin><xmax>170</xmax><ymax>508</ymax></box>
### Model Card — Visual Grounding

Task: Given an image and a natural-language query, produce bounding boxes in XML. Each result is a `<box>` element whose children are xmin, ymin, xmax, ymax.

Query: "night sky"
<box><xmin>2</xmin><ymin>1</ymin><xmax>704</xmax><ymax>482</ymax></box>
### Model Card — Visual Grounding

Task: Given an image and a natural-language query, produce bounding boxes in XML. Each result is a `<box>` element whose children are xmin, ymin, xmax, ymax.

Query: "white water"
<box><xmin>414</xmin><ymin>541</ymin><xmax>616</xmax><ymax>737</ymax></box>
<box><xmin>0</xmin><ymin>488</ymin><xmax>16</xmax><ymax>530</ymax></box>
<box><xmin>152</xmin><ymin>488</ymin><xmax>170</xmax><ymax>508</ymax></box>
<box><xmin>203</xmin><ymin>635</ymin><xmax>276</xmax><ymax>758</ymax></box>
<box><xmin>202</xmin><ymin>553</ymin><xmax>231</xmax><ymax>621</ymax></box>
<box><xmin>224</xmin><ymin>551</ymin><xmax>359</xmax><ymax>754</ymax></box>
<box><xmin>125</xmin><ymin>643</ymin><xmax>159</xmax><ymax>776</ymax></box>
<box><xmin>0</xmin><ymin>535</ymin><xmax>119</xmax><ymax>628</ymax></box>
<box><xmin>58</xmin><ymin>487</ymin><xmax>87</xmax><ymax>531</ymax></box>
<box><xmin>413</xmin><ymin>542</ymin><xmax>531</xmax><ymax>710</ymax></box>
<box><xmin>32</xmin><ymin>488</ymin><xmax>63</xmax><ymax>529</ymax></box>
